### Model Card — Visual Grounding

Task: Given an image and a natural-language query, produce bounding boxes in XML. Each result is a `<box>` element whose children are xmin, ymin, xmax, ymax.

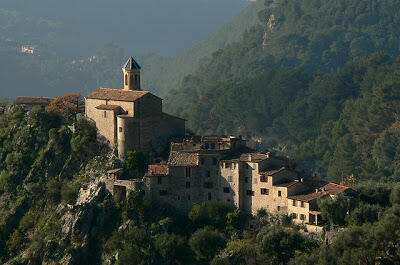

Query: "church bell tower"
<box><xmin>122</xmin><ymin>57</ymin><xmax>141</xmax><ymax>90</ymax></box>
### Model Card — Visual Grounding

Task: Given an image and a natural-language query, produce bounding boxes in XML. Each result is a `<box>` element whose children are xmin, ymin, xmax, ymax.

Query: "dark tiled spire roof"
<box><xmin>122</xmin><ymin>56</ymin><xmax>141</xmax><ymax>70</ymax></box>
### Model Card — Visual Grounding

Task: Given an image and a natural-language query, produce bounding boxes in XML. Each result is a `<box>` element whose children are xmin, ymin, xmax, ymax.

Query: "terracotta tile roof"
<box><xmin>275</xmin><ymin>180</ymin><xmax>301</xmax><ymax>188</ymax></box>
<box><xmin>288</xmin><ymin>182</ymin><xmax>351</xmax><ymax>202</ymax></box>
<box><xmin>288</xmin><ymin>192</ymin><xmax>328</xmax><ymax>202</ymax></box>
<box><xmin>15</xmin><ymin>96</ymin><xmax>54</xmax><ymax>105</ymax></box>
<box><xmin>323</xmin><ymin>182</ymin><xmax>350</xmax><ymax>195</ymax></box>
<box><xmin>95</xmin><ymin>104</ymin><xmax>121</xmax><ymax>110</ymax></box>
<box><xmin>260</xmin><ymin>167</ymin><xmax>287</xmax><ymax>176</ymax></box>
<box><xmin>147</xmin><ymin>165</ymin><xmax>169</xmax><ymax>176</ymax></box>
<box><xmin>86</xmin><ymin>88</ymin><xmax>155</xmax><ymax>102</ymax></box>
<box><xmin>168</xmin><ymin>151</ymin><xmax>198</xmax><ymax>167</ymax></box>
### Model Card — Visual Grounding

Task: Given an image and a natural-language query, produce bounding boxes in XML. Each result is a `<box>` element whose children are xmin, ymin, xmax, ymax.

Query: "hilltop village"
<box><xmin>16</xmin><ymin>57</ymin><xmax>357</xmax><ymax>228</ymax></box>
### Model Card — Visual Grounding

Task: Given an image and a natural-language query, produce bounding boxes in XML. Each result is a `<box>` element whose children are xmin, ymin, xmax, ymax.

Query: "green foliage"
<box><xmin>61</xmin><ymin>181</ymin><xmax>80</xmax><ymax>204</ymax></box>
<box><xmin>6</xmin><ymin>229</ymin><xmax>24</xmax><ymax>257</ymax></box>
<box><xmin>70</xmin><ymin>117</ymin><xmax>98</xmax><ymax>159</ymax></box>
<box><xmin>189</xmin><ymin>227</ymin><xmax>226</xmax><ymax>261</ymax></box>
<box><xmin>212</xmin><ymin>239</ymin><xmax>258</xmax><ymax>265</ymax></box>
<box><xmin>45</xmin><ymin>179</ymin><xmax>61</xmax><ymax>204</ymax></box>
<box><xmin>256</xmin><ymin>225</ymin><xmax>304</xmax><ymax>265</ymax></box>
<box><xmin>390</xmin><ymin>183</ymin><xmax>400</xmax><ymax>205</ymax></box>
<box><xmin>116</xmin><ymin>226</ymin><xmax>155</xmax><ymax>265</ymax></box>
<box><xmin>317</xmin><ymin>194</ymin><xmax>350</xmax><ymax>227</ymax></box>
<box><xmin>125</xmin><ymin>150</ymin><xmax>148</xmax><ymax>178</ymax></box>
<box><xmin>154</xmin><ymin>232</ymin><xmax>192</xmax><ymax>265</ymax></box>
<box><xmin>226</xmin><ymin>209</ymin><xmax>242</xmax><ymax>231</ymax></box>
<box><xmin>347</xmin><ymin>202</ymin><xmax>381</xmax><ymax>226</ymax></box>
<box><xmin>18</xmin><ymin>210</ymin><xmax>40</xmax><ymax>232</ymax></box>
<box><xmin>189</xmin><ymin>201</ymin><xmax>235</xmax><ymax>229</ymax></box>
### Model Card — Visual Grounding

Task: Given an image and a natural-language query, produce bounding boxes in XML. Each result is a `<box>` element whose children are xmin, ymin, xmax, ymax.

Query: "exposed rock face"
<box><xmin>55</xmin><ymin>180</ymin><xmax>112</xmax><ymax>265</ymax></box>
<box><xmin>263</xmin><ymin>14</ymin><xmax>278</xmax><ymax>47</ymax></box>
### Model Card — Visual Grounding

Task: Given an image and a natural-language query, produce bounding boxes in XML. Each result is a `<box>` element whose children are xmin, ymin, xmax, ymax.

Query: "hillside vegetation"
<box><xmin>0</xmin><ymin>105</ymin><xmax>400</xmax><ymax>264</ymax></box>
<box><xmin>166</xmin><ymin>0</ymin><xmax>400</xmax><ymax>182</ymax></box>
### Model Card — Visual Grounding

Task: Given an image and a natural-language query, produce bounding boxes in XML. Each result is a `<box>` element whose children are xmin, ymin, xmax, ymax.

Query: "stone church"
<box><xmin>85</xmin><ymin>57</ymin><xmax>185</xmax><ymax>159</ymax></box>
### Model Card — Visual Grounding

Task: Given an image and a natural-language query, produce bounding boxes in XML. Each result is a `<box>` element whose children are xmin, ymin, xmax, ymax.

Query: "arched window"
<box><xmin>135</xmin><ymin>74</ymin><xmax>138</xmax><ymax>85</ymax></box>
<box><xmin>125</xmin><ymin>74</ymin><xmax>128</xmax><ymax>85</ymax></box>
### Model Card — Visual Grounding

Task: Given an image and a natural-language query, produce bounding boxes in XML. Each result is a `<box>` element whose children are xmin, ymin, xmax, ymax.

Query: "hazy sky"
<box><xmin>1</xmin><ymin>0</ymin><xmax>249</xmax><ymax>57</ymax></box>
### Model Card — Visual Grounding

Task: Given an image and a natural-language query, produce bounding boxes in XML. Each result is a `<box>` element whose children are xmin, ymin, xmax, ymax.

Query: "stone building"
<box><xmin>287</xmin><ymin>181</ymin><xmax>358</xmax><ymax>225</ymax></box>
<box><xmin>85</xmin><ymin>57</ymin><xmax>185</xmax><ymax>159</ymax></box>
<box><xmin>142</xmin><ymin>135</ymin><xmax>356</xmax><ymax>223</ymax></box>
<box><xmin>14</xmin><ymin>96</ymin><xmax>54</xmax><ymax>111</ymax></box>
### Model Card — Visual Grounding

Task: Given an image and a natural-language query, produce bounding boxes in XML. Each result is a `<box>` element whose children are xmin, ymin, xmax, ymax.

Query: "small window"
<box><xmin>125</xmin><ymin>74</ymin><xmax>128</xmax><ymax>85</ymax></box>
<box><xmin>208</xmin><ymin>192</ymin><xmax>212</xmax><ymax>200</ymax></box>
<box><xmin>185</xmin><ymin>167</ymin><xmax>191</xmax><ymax>178</ymax></box>
<box><xmin>260</xmin><ymin>175</ymin><xmax>268</xmax><ymax>182</ymax></box>
<box><xmin>261</xmin><ymin>188</ymin><xmax>269</xmax><ymax>195</ymax></box>
<box><xmin>245</xmin><ymin>177</ymin><xmax>249</xmax><ymax>183</ymax></box>
<box><xmin>159</xmin><ymin>190</ymin><xmax>167</xmax><ymax>196</ymax></box>
<box><xmin>135</xmin><ymin>74</ymin><xmax>138</xmax><ymax>85</ymax></box>
<box><xmin>157</xmin><ymin>176</ymin><xmax>162</xmax><ymax>184</ymax></box>
<box><xmin>301</xmin><ymin>201</ymin><xmax>305</xmax><ymax>208</ymax></box>
<box><xmin>211</xmin><ymin>143</ymin><xmax>215</xmax><ymax>149</ymax></box>
<box><xmin>225</xmin><ymin>163</ymin><xmax>232</xmax><ymax>169</ymax></box>
<box><xmin>292</xmin><ymin>200</ymin><xmax>296</xmax><ymax>206</ymax></box>
<box><xmin>277</xmin><ymin>206</ymin><xmax>281</xmax><ymax>211</ymax></box>
<box><xmin>213</xmin><ymin>158</ymin><xmax>217</xmax><ymax>165</ymax></box>
<box><xmin>227</xmin><ymin>199</ymin><xmax>231</xmax><ymax>202</ymax></box>
<box><xmin>246</xmin><ymin>190</ymin><xmax>254</xmax><ymax>196</ymax></box>
<box><xmin>300</xmin><ymin>214</ymin><xmax>306</xmax><ymax>221</ymax></box>
<box><xmin>291</xmin><ymin>213</ymin><xmax>297</xmax><ymax>219</ymax></box>
<box><xmin>253</xmin><ymin>178</ymin><xmax>258</xmax><ymax>184</ymax></box>
<box><xmin>204</xmin><ymin>143</ymin><xmax>209</xmax><ymax>149</ymax></box>
<box><xmin>177</xmin><ymin>195</ymin><xmax>180</xmax><ymax>200</ymax></box>
<box><xmin>205</xmin><ymin>170</ymin><xmax>211</xmax><ymax>178</ymax></box>
<box><xmin>228</xmin><ymin>176</ymin><xmax>233</xmax><ymax>182</ymax></box>
<box><xmin>278</xmin><ymin>191</ymin><xmax>282</xmax><ymax>197</ymax></box>
<box><xmin>104</xmin><ymin>111</ymin><xmax>107</xmax><ymax>118</ymax></box>
<box><xmin>187</xmin><ymin>194</ymin><xmax>191</xmax><ymax>200</ymax></box>
<box><xmin>200</xmin><ymin>158</ymin><xmax>205</xmax><ymax>165</ymax></box>
<box><xmin>223</xmin><ymin>187</ymin><xmax>230</xmax><ymax>193</ymax></box>
<box><xmin>119</xmin><ymin>127</ymin><xmax>123</xmax><ymax>132</ymax></box>
<box><xmin>186</xmin><ymin>182</ymin><xmax>190</xmax><ymax>189</ymax></box>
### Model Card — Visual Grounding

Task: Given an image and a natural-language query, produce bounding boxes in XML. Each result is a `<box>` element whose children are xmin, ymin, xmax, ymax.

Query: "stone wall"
<box><xmin>86</xmin><ymin>98</ymin><xmax>118</xmax><ymax>145</ymax></box>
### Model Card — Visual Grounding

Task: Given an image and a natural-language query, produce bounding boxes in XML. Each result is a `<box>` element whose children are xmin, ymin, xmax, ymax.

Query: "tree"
<box><xmin>189</xmin><ymin>227</ymin><xmax>226</xmax><ymax>261</ymax></box>
<box><xmin>256</xmin><ymin>225</ymin><xmax>304</xmax><ymax>265</ymax></box>
<box><xmin>46</xmin><ymin>93</ymin><xmax>85</xmax><ymax>130</ymax></box>
<box><xmin>188</xmin><ymin>201</ymin><xmax>234</xmax><ymax>229</ymax></box>
<box><xmin>125</xmin><ymin>150</ymin><xmax>148</xmax><ymax>178</ymax></box>
<box><xmin>154</xmin><ymin>233</ymin><xmax>191</xmax><ymax>265</ymax></box>
<box><xmin>390</xmin><ymin>183</ymin><xmax>400</xmax><ymax>205</ymax></box>
<box><xmin>317</xmin><ymin>194</ymin><xmax>349</xmax><ymax>226</ymax></box>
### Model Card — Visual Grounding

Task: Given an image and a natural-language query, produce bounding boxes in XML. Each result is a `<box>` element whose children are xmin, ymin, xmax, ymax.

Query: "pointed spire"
<box><xmin>122</xmin><ymin>56</ymin><xmax>141</xmax><ymax>70</ymax></box>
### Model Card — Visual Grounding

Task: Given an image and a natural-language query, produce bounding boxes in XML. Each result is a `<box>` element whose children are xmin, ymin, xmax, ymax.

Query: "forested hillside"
<box><xmin>0</xmin><ymin>105</ymin><xmax>400</xmax><ymax>264</ymax></box>
<box><xmin>166</xmin><ymin>0</ymin><xmax>400</xmax><ymax>182</ymax></box>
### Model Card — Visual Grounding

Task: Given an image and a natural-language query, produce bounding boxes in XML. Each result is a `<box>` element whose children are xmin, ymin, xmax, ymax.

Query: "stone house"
<box><xmin>287</xmin><ymin>181</ymin><xmax>358</xmax><ymax>225</ymax></box>
<box><xmin>142</xmin><ymin>135</ymin><xmax>355</xmax><ymax>223</ymax></box>
<box><xmin>85</xmin><ymin>57</ymin><xmax>185</xmax><ymax>159</ymax></box>
<box><xmin>14</xmin><ymin>96</ymin><xmax>54</xmax><ymax>111</ymax></box>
